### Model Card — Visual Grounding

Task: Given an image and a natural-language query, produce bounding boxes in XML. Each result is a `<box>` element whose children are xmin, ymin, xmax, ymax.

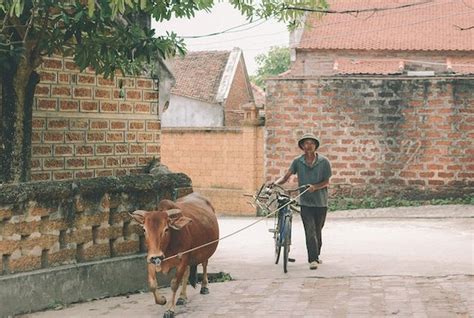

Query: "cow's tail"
<box><xmin>189</xmin><ymin>265</ymin><xmax>198</xmax><ymax>288</ymax></box>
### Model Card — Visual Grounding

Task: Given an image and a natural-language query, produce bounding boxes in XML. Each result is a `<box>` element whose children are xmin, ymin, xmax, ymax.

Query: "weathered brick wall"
<box><xmin>31</xmin><ymin>56</ymin><xmax>160</xmax><ymax>181</ymax></box>
<box><xmin>265</xmin><ymin>77</ymin><xmax>474</xmax><ymax>199</ymax></box>
<box><xmin>0</xmin><ymin>173</ymin><xmax>191</xmax><ymax>275</ymax></box>
<box><xmin>161</xmin><ymin>122</ymin><xmax>264</xmax><ymax>215</ymax></box>
<box><xmin>224</xmin><ymin>60</ymin><xmax>253</xmax><ymax>127</ymax></box>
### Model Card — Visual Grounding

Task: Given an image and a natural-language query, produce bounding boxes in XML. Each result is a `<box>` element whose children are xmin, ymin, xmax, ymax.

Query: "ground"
<box><xmin>21</xmin><ymin>204</ymin><xmax>473</xmax><ymax>317</ymax></box>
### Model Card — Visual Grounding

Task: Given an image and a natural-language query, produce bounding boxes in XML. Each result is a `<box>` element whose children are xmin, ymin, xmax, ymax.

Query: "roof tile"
<box><xmin>299</xmin><ymin>0</ymin><xmax>474</xmax><ymax>51</ymax></box>
<box><xmin>169</xmin><ymin>51</ymin><xmax>231</xmax><ymax>103</ymax></box>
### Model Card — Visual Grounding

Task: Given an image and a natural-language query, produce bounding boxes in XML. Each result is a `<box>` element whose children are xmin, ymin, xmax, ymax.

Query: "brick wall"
<box><xmin>265</xmin><ymin>76</ymin><xmax>474</xmax><ymax>199</ymax></box>
<box><xmin>0</xmin><ymin>173</ymin><xmax>191</xmax><ymax>275</ymax></box>
<box><xmin>224</xmin><ymin>59</ymin><xmax>253</xmax><ymax>127</ymax></box>
<box><xmin>31</xmin><ymin>56</ymin><xmax>160</xmax><ymax>181</ymax></box>
<box><xmin>161</xmin><ymin>121</ymin><xmax>264</xmax><ymax>215</ymax></box>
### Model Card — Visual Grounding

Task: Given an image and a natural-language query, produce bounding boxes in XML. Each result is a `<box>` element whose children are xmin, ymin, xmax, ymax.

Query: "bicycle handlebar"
<box><xmin>253</xmin><ymin>183</ymin><xmax>310</xmax><ymax>204</ymax></box>
<box><xmin>271</xmin><ymin>183</ymin><xmax>310</xmax><ymax>193</ymax></box>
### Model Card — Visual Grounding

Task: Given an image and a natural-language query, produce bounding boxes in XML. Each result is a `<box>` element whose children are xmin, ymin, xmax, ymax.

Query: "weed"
<box><xmin>47</xmin><ymin>300</ymin><xmax>64</xmax><ymax>310</ymax></box>
<box><xmin>329</xmin><ymin>195</ymin><xmax>473</xmax><ymax>211</ymax></box>
<box><xmin>197</xmin><ymin>272</ymin><xmax>233</xmax><ymax>283</ymax></box>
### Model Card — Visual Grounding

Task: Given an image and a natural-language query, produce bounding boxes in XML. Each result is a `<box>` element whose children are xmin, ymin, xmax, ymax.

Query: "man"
<box><xmin>272</xmin><ymin>133</ymin><xmax>332</xmax><ymax>270</ymax></box>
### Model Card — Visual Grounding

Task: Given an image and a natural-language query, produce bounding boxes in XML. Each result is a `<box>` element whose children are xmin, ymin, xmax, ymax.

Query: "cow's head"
<box><xmin>130</xmin><ymin>209</ymin><xmax>192</xmax><ymax>266</ymax></box>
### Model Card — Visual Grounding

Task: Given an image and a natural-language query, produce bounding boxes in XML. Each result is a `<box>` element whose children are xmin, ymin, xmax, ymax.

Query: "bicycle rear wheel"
<box><xmin>283</xmin><ymin>217</ymin><xmax>291</xmax><ymax>273</ymax></box>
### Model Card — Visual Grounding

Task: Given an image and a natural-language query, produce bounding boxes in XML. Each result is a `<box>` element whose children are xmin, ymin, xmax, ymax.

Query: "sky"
<box><xmin>152</xmin><ymin>3</ymin><xmax>291</xmax><ymax>75</ymax></box>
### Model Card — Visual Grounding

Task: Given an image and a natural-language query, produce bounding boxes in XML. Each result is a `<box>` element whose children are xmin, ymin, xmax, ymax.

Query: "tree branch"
<box><xmin>9</xmin><ymin>15</ymin><xmax>27</xmax><ymax>38</ymax></box>
<box><xmin>23</xmin><ymin>2</ymin><xmax>40</xmax><ymax>43</ymax></box>
<box><xmin>1</xmin><ymin>11</ymin><xmax>9</xmax><ymax>33</ymax></box>
<box><xmin>454</xmin><ymin>24</ymin><xmax>474</xmax><ymax>31</ymax></box>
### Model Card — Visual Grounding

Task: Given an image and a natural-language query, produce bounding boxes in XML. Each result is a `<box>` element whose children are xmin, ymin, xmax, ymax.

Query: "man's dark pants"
<box><xmin>300</xmin><ymin>206</ymin><xmax>327</xmax><ymax>263</ymax></box>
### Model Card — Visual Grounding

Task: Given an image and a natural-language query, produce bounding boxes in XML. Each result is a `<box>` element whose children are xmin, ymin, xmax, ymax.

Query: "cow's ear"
<box><xmin>169</xmin><ymin>216</ymin><xmax>192</xmax><ymax>230</ymax></box>
<box><xmin>129</xmin><ymin>210</ymin><xmax>148</xmax><ymax>224</ymax></box>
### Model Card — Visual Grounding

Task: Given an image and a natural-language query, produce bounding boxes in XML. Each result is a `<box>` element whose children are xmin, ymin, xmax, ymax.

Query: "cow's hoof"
<box><xmin>163</xmin><ymin>310</ymin><xmax>175</xmax><ymax>318</ymax></box>
<box><xmin>156</xmin><ymin>296</ymin><xmax>167</xmax><ymax>305</ymax></box>
<box><xmin>176</xmin><ymin>297</ymin><xmax>187</xmax><ymax>305</ymax></box>
<box><xmin>200</xmin><ymin>287</ymin><xmax>209</xmax><ymax>295</ymax></box>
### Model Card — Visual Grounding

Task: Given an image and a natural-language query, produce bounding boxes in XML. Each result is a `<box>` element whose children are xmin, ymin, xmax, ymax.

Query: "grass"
<box><xmin>46</xmin><ymin>300</ymin><xmax>65</xmax><ymax>310</ymax></box>
<box><xmin>329</xmin><ymin>195</ymin><xmax>474</xmax><ymax>211</ymax></box>
<box><xmin>198</xmin><ymin>272</ymin><xmax>233</xmax><ymax>283</ymax></box>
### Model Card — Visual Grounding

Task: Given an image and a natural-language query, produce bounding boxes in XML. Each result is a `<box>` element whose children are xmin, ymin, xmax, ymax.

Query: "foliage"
<box><xmin>0</xmin><ymin>0</ymin><xmax>185</xmax><ymax>78</ymax></box>
<box><xmin>329</xmin><ymin>195</ymin><xmax>474</xmax><ymax>211</ymax></box>
<box><xmin>0</xmin><ymin>0</ymin><xmax>326</xmax><ymax>78</ymax></box>
<box><xmin>0</xmin><ymin>0</ymin><xmax>328</xmax><ymax>183</ymax></box>
<box><xmin>250</xmin><ymin>46</ymin><xmax>290</xmax><ymax>88</ymax></box>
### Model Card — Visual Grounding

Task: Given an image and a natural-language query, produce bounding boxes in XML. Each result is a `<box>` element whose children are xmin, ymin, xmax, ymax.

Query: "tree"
<box><xmin>0</xmin><ymin>0</ymin><xmax>326</xmax><ymax>183</ymax></box>
<box><xmin>251</xmin><ymin>46</ymin><xmax>290</xmax><ymax>88</ymax></box>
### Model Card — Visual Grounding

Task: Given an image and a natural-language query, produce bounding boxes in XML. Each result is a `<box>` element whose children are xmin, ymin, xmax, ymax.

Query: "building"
<box><xmin>265</xmin><ymin>0</ymin><xmax>474</xmax><ymax>200</ymax></box>
<box><xmin>162</xmin><ymin>48</ymin><xmax>254</xmax><ymax>127</ymax></box>
<box><xmin>289</xmin><ymin>0</ymin><xmax>474</xmax><ymax>76</ymax></box>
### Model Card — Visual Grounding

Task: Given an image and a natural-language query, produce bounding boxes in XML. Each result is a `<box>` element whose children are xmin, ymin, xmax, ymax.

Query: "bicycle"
<box><xmin>254</xmin><ymin>183</ymin><xmax>309</xmax><ymax>273</ymax></box>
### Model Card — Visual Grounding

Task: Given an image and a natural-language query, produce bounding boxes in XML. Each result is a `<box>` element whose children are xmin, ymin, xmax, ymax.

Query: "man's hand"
<box><xmin>307</xmin><ymin>180</ymin><xmax>329</xmax><ymax>193</ymax></box>
<box><xmin>308</xmin><ymin>184</ymin><xmax>317</xmax><ymax>192</ymax></box>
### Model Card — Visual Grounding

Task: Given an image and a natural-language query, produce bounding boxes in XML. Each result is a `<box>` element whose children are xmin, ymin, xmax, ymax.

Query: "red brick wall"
<box><xmin>31</xmin><ymin>56</ymin><xmax>160</xmax><ymax>181</ymax></box>
<box><xmin>265</xmin><ymin>77</ymin><xmax>474</xmax><ymax>199</ymax></box>
<box><xmin>224</xmin><ymin>59</ymin><xmax>253</xmax><ymax>127</ymax></box>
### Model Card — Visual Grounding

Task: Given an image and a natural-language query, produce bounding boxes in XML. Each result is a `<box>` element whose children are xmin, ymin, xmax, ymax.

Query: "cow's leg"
<box><xmin>176</xmin><ymin>266</ymin><xmax>190</xmax><ymax>305</ymax></box>
<box><xmin>148</xmin><ymin>264</ymin><xmax>166</xmax><ymax>305</ymax></box>
<box><xmin>200</xmin><ymin>260</ymin><xmax>210</xmax><ymax>295</ymax></box>
<box><xmin>164</xmin><ymin>264</ymin><xmax>187</xmax><ymax>318</ymax></box>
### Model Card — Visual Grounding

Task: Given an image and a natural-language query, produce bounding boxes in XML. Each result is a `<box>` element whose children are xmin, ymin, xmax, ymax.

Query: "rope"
<box><xmin>159</xmin><ymin>186</ymin><xmax>311</xmax><ymax>263</ymax></box>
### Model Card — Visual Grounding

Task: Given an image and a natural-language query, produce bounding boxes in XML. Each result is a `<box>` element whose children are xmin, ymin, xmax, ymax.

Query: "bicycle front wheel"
<box><xmin>283</xmin><ymin>217</ymin><xmax>291</xmax><ymax>273</ymax></box>
<box><xmin>274</xmin><ymin>231</ymin><xmax>281</xmax><ymax>264</ymax></box>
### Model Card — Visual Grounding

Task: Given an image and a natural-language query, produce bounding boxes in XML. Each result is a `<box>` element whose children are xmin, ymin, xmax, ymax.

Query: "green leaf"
<box><xmin>88</xmin><ymin>0</ymin><xmax>94</xmax><ymax>17</ymax></box>
<box><xmin>118</xmin><ymin>0</ymin><xmax>125</xmax><ymax>14</ymax></box>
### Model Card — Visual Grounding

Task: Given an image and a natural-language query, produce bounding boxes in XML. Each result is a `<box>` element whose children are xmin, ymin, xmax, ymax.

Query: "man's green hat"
<box><xmin>298</xmin><ymin>133</ymin><xmax>320</xmax><ymax>150</ymax></box>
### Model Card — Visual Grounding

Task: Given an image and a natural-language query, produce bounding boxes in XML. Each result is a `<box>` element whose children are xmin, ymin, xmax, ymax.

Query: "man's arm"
<box><xmin>308</xmin><ymin>179</ymin><xmax>330</xmax><ymax>192</ymax></box>
<box><xmin>273</xmin><ymin>169</ymin><xmax>293</xmax><ymax>186</ymax></box>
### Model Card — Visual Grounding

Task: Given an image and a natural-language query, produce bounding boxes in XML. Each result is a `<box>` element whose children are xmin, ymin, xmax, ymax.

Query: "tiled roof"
<box><xmin>169</xmin><ymin>51</ymin><xmax>231</xmax><ymax>103</ymax></box>
<box><xmin>299</xmin><ymin>0</ymin><xmax>474</xmax><ymax>51</ymax></box>
<box><xmin>250</xmin><ymin>83</ymin><xmax>265</xmax><ymax>107</ymax></box>
<box><xmin>334</xmin><ymin>59</ymin><xmax>404</xmax><ymax>74</ymax></box>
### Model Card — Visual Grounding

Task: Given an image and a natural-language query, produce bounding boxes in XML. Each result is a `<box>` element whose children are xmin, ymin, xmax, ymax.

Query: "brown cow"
<box><xmin>130</xmin><ymin>192</ymin><xmax>219</xmax><ymax>318</ymax></box>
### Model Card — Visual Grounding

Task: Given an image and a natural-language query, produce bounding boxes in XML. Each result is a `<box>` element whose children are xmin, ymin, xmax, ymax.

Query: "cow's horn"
<box><xmin>129</xmin><ymin>210</ymin><xmax>148</xmax><ymax>224</ymax></box>
<box><xmin>166</xmin><ymin>208</ymin><xmax>182</xmax><ymax>217</ymax></box>
<box><xmin>132</xmin><ymin>210</ymin><xmax>148</xmax><ymax>216</ymax></box>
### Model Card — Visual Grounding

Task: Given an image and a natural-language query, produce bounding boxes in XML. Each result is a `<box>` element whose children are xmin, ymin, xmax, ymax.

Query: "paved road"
<box><xmin>22</xmin><ymin>205</ymin><xmax>474</xmax><ymax>317</ymax></box>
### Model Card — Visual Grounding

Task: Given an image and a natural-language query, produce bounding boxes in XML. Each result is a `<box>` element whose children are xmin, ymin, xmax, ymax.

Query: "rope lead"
<box><xmin>159</xmin><ymin>187</ymin><xmax>311</xmax><ymax>263</ymax></box>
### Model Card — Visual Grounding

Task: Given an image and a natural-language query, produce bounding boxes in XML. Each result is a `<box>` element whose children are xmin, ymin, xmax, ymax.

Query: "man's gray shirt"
<box><xmin>289</xmin><ymin>154</ymin><xmax>332</xmax><ymax>207</ymax></box>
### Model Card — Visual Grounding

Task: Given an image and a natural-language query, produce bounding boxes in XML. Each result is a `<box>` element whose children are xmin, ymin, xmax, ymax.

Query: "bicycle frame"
<box><xmin>275</xmin><ymin>194</ymin><xmax>292</xmax><ymax>249</ymax></box>
<box><xmin>253</xmin><ymin>183</ymin><xmax>309</xmax><ymax>273</ymax></box>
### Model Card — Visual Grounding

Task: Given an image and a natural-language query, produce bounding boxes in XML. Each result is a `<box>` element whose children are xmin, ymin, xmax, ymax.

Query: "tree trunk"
<box><xmin>0</xmin><ymin>57</ymin><xmax>39</xmax><ymax>184</ymax></box>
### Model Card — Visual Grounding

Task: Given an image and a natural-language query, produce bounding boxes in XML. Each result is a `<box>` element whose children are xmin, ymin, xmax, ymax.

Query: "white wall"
<box><xmin>161</xmin><ymin>94</ymin><xmax>224</xmax><ymax>127</ymax></box>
